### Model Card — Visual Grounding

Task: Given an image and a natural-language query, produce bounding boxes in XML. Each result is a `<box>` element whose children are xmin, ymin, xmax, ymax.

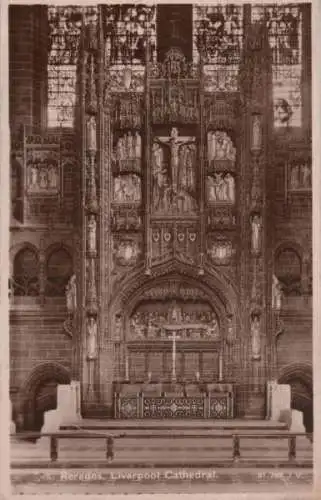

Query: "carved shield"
<box><xmin>163</xmin><ymin>232</ymin><xmax>171</xmax><ymax>242</ymax></box>
<box><xmin>152</xmin><ymin>230</ymin><xmax>160</xmax><ymax>242</ymax></box>
<box><xmin>188</xmin><ymin>232</ymin><xmax>196</xmax><ymax>242</ymax></box>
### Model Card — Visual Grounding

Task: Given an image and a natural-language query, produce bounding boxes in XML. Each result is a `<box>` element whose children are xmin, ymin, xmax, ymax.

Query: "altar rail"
<box><xmin>11</xmin><ymin>431</ymin><xmax>312</xmax><ymax>468</ymax></box>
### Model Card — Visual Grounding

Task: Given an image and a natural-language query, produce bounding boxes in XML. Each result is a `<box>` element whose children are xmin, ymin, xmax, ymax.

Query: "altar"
<box><xmin>114</xmin><ymin>381</ymin><xmax>234</xmax><ymax>419</ymax></box>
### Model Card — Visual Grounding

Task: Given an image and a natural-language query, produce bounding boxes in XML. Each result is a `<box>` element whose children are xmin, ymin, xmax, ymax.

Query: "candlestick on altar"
<box><xmin>219</xmin><ymin>349</ymin><xmax>223</xmax><ymax>382</ymax></box>
<box><xmin>125</xmin><ymin>351</ymin><xmax>129</xmax><ymax>380</ymax></box>
<box><xmin>166</xmin><ymin>329</ymin><xmax>180</xmax><ymax>383</ymax></box>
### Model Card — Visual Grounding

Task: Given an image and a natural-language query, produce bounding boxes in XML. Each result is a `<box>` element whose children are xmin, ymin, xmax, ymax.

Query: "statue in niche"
<box><xmin>116</xmin><ymin>137</ymin><xmax>125</xmax><ymax>161</ymax></box>
<box><xmin>87</xmin><ymin>316</ymin><xmax>98</xmax><ymax>360</ymax></box>
<box><xmin>29</xmin><ymin>164</ymin><xmax>38</xmax><ymax>189</ymax></box>
<box><xmin>207</xmin><ymin>131</ymin><xmax>236</xmax><ymax>163</ymax></box>
<box><xmin>301</xmin><ymin>164</ymin><xmax>311</xmax><ymax>188</ymax></box>
<box><xmin>39</xmin><ymin>168</ymin><xmax>48</xmax><ymax>189</ymax></box>
<box><xmin>251</xmin><ymin>214</ymin><xmax>262</xmax><ymax>254</ymax></box>
<box><xmin>290</xmin><ymin>165</ymin><xmax>300</xmax><ymax>190</ymax></box>
<box><xmin>66</xmin><ymin>274</ymin><xmax>77</xmax><ymax>315</ymax></box>
<box><xmin>252</xmin><ymin>115</ymin><xmax>262</xmax><ymax>151</ymax></box>
<box><xmin>251</xmin><ymin>315</ymin><xmax>261</xmax><ymax>360</ymax></box>
<box><xmin>206</xmin><ymin>174</ymin><xmax>235</xmax><ymax>203</ymax></box>
<box><xmin>130</xmin><ymin>312</ymin><xmax>145</xmax><ymax>339</ymax></box>
<box><xmin>47</xmin><ymin>163</ymin><xmax>58</xmax><ymax>189</ymax></box>
<box><xmin>135</xmin><ymin>132</ymin><xmax>142</xmax><ymax>159</ymax></box>
<box><xmin>114</xmin><ymin>314</ymin><xmax>122</xmax><ymax>340</ymax></box>
<box><xmin>86</xmin><ymin>116</ymin><xmax>97</xmax><ymax>152</ymax></box>
<box><xmin>87</xmin><ymin>215</ymin><xmax>97</xmax><ymax>253</ymax></box>
<box><xmin>205</xmin><ymin>317</ymin><xmax>219</xmax><ymax>339</ymax></box>
<box><xmin>152</xmin><ymin>128</ymin><xmax>197</xmax><ymax>214</ymax></box>
<box><xmin>226</xmin><ymin>316</ymin><xmax>236</xmax><ymax>344</ymax></box>
<box><xmin>113</xmin><ymin>175</ymin><xmax>141</xmax><ymax>203</ymax></box>
<box><xmin>272</xmin><ymin>274</ymin><xmax>283</xmax><ymax>311</ymax></box>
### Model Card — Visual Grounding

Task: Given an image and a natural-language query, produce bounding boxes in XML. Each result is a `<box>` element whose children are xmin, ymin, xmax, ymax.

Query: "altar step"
<box><xmin>11</xmin><ymin>419</ymin><xmax>313</xmax><ymax>468</ymax></box>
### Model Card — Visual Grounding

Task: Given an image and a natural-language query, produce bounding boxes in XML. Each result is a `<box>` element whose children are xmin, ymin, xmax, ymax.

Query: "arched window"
<box><xmin>45</xmin><ymin>248</ymin><xmax>73</xmax><ymax>296</ymax></box>
<box><xmin>275</xmin><ymin>247</ymin><xmax>302</xmax><ymax>296</ymax></box>
<box><xmin>12</xmin><ymin>247</ymin><xmax>39</xmax><ymax>296</ymax></box>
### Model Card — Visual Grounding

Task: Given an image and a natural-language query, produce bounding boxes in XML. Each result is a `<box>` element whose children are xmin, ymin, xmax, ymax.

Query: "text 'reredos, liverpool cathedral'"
<box><xmin>9</xmin><ymin>4</ymin><xmax>312</xmax><ymax>433</ymax></box>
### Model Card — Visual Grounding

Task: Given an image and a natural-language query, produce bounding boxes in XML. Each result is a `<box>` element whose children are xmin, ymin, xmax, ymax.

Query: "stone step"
<box><xmin>11</xmin><ymin>435</ymin><xmax>313</xmax><ymax>466</ymax></box>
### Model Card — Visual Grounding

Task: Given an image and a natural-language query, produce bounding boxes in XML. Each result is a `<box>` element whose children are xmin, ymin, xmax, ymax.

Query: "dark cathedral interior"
<box><xmin>9</xmin><ymin>4</ymin><xmax>312</xmax><ymax>435</ymax></box>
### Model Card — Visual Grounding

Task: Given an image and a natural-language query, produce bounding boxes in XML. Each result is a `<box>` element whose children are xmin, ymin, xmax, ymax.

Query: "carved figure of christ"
<box><xmin>155</xmin><ymin>128</ymin><xmax>195</xmax><ymax>193</ymax></box>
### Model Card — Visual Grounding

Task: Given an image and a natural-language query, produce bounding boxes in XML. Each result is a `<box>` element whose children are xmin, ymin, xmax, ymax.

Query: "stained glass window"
<box><xmin>252</xmin><ymin>5</ymin><xmax>302</xmax><ymax>128</ymax></box>
<box><xmin>48</xmin><ymin>6</ymin><xmax>97</xmax><ymax>128</ymax></box>
<box><xmin>193</xmin><ymin>4</ymin><xmax>243</xmax><ymax>91</ymax></box>
<box><xmin>102</xmin><ymin>5</ymin><xmax>157</xmax><ymax>66</ymax></box>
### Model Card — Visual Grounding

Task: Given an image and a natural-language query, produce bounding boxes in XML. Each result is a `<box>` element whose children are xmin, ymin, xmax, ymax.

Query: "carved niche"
<box><xmin>206</xmin><ymin>130</ymin><xmax>236</xmax><ymax>172</ymax></box>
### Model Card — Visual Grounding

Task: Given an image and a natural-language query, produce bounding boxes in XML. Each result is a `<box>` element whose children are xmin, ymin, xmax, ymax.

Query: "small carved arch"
<box><xmin>45</xmin><ymin>244</ymin><xmax>73</xmax><ymax>297</ymax></box>
<box><xmin>11</xmin><ymin>244</ymin><xmax>40</xmax><ymax>296</ymax></box>
<box><xmin>274</xmin><ymin>243</ymin><xmax>302</xmax><ymax>296</ymax></box>
<box><xmin>18</xmin><ymin>362</ymin><xmax>70</xmax><ymax>431</ymax></box>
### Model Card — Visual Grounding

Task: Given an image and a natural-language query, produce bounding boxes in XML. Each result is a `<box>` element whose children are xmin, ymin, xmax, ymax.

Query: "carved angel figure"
<box><xmin>66</xmin><ymin>274</ymin><xmax>77</xmax><ymax>314</ymax></box>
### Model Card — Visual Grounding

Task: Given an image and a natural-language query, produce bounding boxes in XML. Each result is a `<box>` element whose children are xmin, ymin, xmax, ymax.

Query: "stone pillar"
<box><xmin>240</xmin><ymin>20</ymin><xmax>273</xmax><ymax>419</ymax></box>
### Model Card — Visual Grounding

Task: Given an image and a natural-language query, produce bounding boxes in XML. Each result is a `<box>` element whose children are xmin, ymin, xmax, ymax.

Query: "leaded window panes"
<box><xmin>45</xmin><ymin>248</ymin><xmax>73</xmax><ymax>297</ymax></box>
<box><xmin>48</xmin><ymin>6</ymin><xmax>97</xmax><ymax>128</ymax></box>
<box><xmin>193</xmin><ymin>4</ymin><xmax>243</xmax><ymax>91</ymax></box>
<box><xmin>12</xmin><ymin>248</ymin><xmax>39</xmax><ymax>296</ymax></box>
<box><xmin>252</xmin><ymin>5</ymin><xmax>302</xmax><ymax>127</ymax></box>
<box><xmin>102</xmin><ymin>5</ymin><xmax>157</xmax><ymax>66</ymax></box>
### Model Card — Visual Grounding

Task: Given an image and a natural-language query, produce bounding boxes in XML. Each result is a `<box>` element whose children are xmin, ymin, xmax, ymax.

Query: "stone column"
<box><xmin>240</xmin><ymin>20</ymin><xmax>273</xmax><ymax>419</ymax></box>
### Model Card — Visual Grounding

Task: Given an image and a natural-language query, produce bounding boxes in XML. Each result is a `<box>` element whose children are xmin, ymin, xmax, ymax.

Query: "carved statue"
<box><xmin>290</xmin><ymin>165</ymin><xmax>300</xmax><ymax>190</ymax></box>
<box><xmin>251</xmin><ymin>315</ymin><xmax>261</xmax><ymax>360</ymax></box>
<box><xmin>134</xmin><ymin>131</ymin><xmax>142</xmax><ymax>159</ymax></box>
<box><xmin>252</xmin><ymin>115</ymin><xmax>262</xmax><ymax>151</ymax></box>
<box><xmin>251</xmin><ymin>214</ymin><xmax>262</xmax><ymax>254</ymax></box>
<box><xmin>207</xmin><ymin>131</ymin><xmax>236</xmax><ymax>162</ymax></box>
<box><xmin>86</xmin><ymin>116</ymin><xmax>97</xmax><ymax>152</ymax></box>
<box><xmin>302</xmin><ymin>164</ymin><xmax>311</xmax><ymax>188</ymax></box>
<box><xmin>116</xmin><ymin>137</ymin><xmax>125</xmax><ymax>161</ymax></box>
<box><xmin>206</xmin><ymin>318</ymin><xmax>219</xmax><ymax>339</ymax></box>
<box><xmin>87</xmin><ymin>316</ymin><xmax>98</xmax><ymax>360</ymax></box>
<box><xmin>30</xmin><ymin>165</ymin><xmax>38</xmax><ymax>188</ymax></box>
<box><xmin>47</xmin><ymin>164</ymin><xmax>58</xmax><ymax>189</ymax></box>
<box><xmin>224</xmin><ymin>173</ymin><xmax>235</xmax><ymax>203</ymax></box>
<box><xmin>66</xmin><ymin>274</ymin><xmax>77</xmax><ymax>315</ymax></box>
<box><xmin>39</xmin><ymin>168</ymin><xmax>48</xmax><ymax>189</ymax></box>
<box><xmin>272</xmin><ymin>274</ymin><xmax>283</xmax><ymax>311</ymax></box>
<box><xmin>114</xmin><ymin>315</ymin><xmax>122</xmax><ymax>340</ymax></box>
<box><xmin>87</xmin><ymin>215</ymin><xmax>97</xmax><ymax>253</ymax></box>
<box><xmin>114</xmin><ymin>175</ymin><xmax>141</xmax><ymax>203</ymax></box>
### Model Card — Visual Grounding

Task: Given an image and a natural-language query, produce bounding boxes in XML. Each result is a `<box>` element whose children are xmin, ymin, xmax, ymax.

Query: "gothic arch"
<box><xmin>109</xmin><ymin>259</ymin><xmax>239</xmax><ymax>339</ymax></box>
<box><xmin>274</xmin><ymin>240</ymin><xmax>303</xmax><ymax>260</ymax></box>
<box><xmin>278</xmin><ymin>362</ymin><xmax>313</xmax><ymax>434</ymax></box>
<box><xmin>18</xmin><ymin>362</ymin><xmax>70</xmax><ymax>431</ymax></box>
<box><xmin>9</xmin><ymin>242</ymin><xmax>39</xmax><ymax>275</ymax></box>
<box><xmin>44</xmin><ymin>242</ymin><xmax>74</xmax><ymax>261</ymax></box>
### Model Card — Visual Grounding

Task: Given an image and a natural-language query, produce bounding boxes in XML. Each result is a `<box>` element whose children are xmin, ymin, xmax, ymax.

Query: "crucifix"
<box><xmin>155</xmin><ymin>128</ymin><xmax>195</xmax><ymax>193</ymax></box>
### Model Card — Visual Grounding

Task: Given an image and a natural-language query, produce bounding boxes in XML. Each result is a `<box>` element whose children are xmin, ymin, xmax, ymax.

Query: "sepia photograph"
<box><xmin>3</xmin><ymin>0</ymin><xmax>317</xmax><ymax>496</ymax></box>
